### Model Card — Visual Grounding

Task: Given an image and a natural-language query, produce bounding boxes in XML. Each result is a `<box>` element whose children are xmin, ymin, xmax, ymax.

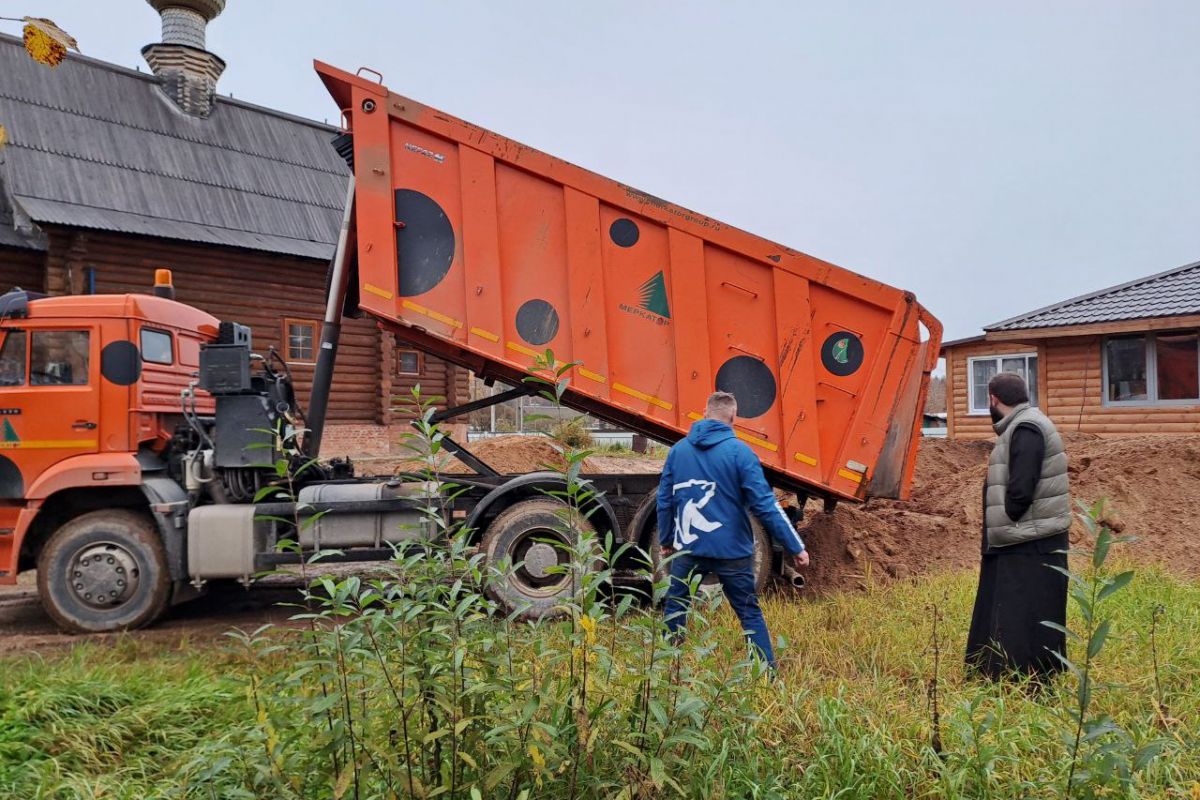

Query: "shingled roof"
<box><xmin>0</xmin><ymin>33</ymin><xmax>347</xmax><ymax>260</ymax></box>
<box><xmin>985</xmin><ymin>259</ymin><xmax>1200</xmax><ymax>332</ymax></box>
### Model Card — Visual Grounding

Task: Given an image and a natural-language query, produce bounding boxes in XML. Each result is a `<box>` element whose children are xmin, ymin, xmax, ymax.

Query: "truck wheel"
<box><xmin>481</xmin><ymin>498</ymin><xmax>598</xmax><ymax>621</ymax></box>
<box><xmin>36</xmin><ymin>510</ymin><xmax>170</xmax><ymax>634</ymax></box>
<box><xmin>651</xmin><ymin>516</ymin><xmax>771</xmax><ymax>598</ymax></box>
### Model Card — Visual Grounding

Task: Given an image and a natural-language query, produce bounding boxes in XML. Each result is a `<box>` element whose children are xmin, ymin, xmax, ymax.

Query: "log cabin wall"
<box><xmin>388</xmin><ymin>341</ymin><xmax>470</xmax><ymax>450</ymax></box>
<box><xmin>0</xmin><ymin>244</ymin><xmax>45</xmax><ymax>294</ymax></box>
<box><xmin>946</xmin><ymin>332</ymin><xmax>1200</xmax><ymax>439</ymax></box>
<box><xmin>1042</xmin><ymin>335</ymin><xmax>1200</xmax><ymax>435</ymax></box>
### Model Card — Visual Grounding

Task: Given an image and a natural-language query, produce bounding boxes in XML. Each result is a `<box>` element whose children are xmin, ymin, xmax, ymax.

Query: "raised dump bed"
<box><xmin>317</xmin><ymin>62</ymin><xmax>941</xmax><ymax>503</ymax></box>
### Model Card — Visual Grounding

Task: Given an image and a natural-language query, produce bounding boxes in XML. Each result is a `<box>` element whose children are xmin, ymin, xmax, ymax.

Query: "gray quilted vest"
<box><xmin>985</xmin><ymin>403</ymin><xmax>1071</xmax><ymax>547</ymax></box>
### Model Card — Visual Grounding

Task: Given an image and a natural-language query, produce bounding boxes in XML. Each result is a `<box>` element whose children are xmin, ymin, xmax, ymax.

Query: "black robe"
<box><xmin>965</xmin><ymin>424</ymin><xmax>1069</xmax><ymax>680</ymax></box>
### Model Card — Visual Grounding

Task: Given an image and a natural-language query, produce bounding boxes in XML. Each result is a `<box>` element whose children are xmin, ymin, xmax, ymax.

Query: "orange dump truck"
<box><xmin>0</xmin><ymin>63</ymin><xmax>940</xmax><ymax>633</ymax></box>
<box><xmin>314</xmin><ymin>62</ymin><xmax>941</xmax><ymax>503</ymax></box>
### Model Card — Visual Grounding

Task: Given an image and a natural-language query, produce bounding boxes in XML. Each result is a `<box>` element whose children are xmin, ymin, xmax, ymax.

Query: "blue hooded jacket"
<box><xmin>656</xmin><ymin>419</ymin><xmax>805</xmax><ymax>559</ymax></box>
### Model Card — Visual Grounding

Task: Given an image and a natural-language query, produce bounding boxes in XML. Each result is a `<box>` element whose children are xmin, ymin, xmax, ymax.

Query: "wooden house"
<box><xmin>941</xmin><ymin>260</ymin><xmax>1200</xmax><ymax>439</ymax></box>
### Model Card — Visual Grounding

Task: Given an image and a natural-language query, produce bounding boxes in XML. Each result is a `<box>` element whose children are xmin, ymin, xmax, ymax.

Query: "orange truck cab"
<box><xmin>0</xmin><ymin>283</ymin><xmax>219</xmax><ymax>627</ymax></box>
<box><xmin>0</xmin><ymin>62</ymin><xmax>941</xmax><ymax>634</ymax></box>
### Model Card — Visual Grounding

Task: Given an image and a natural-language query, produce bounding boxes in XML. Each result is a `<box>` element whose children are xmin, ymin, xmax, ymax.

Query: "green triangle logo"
<box><xmin>2</xmin><ymin>419</ymin><xmax>18</xmax><ymax>442</ymax></box>
<box><xmin>637</xmin><ymin>271</ymin><xmax>671</xmax><ymax>318</ymax></box>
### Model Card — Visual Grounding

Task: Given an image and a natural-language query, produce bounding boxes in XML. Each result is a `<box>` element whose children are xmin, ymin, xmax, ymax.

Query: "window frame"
<box><xmin>396</xmin><ymin>349</ymin><xmax>423</xmax><ymax>376</ymax></box>
<box><xmin>29</xmin><ymin>328</ymin><xmax>92</xmax><ymax>387</ymax></box>
<box><xmin>1102</xmin><ymin>330</ymin><xmax>1200</xmax><ymax>408</ymax></box>
<box><xmin>140</xmin><ymin>327</ymin><xmax>175</xmax><ymax>365</ymax></box>
<box><xmin>966</xmin><ymin>352</ymin><xmax>1039</xmax><ymax>416</ymax></box>
<box><xmin>0</xmin><ymin>329</ymin><xmax>27</xmax><ymax>387</ymax></box>
<box><xmin>282</xmin><ymin>317</ymin><xmax>319</xmax><ymax>365</ymax></box>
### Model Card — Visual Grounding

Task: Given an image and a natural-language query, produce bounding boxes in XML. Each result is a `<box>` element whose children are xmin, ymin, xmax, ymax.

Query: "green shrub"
<box><xmin>550</xmin><ymin>416</ymin><xmax>594</xmax><ymax>449</ymax></box>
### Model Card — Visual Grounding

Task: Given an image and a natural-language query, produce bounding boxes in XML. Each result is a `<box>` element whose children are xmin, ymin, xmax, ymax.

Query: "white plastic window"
<box><xmin>967</xmin><ymin>353</ymin><xmax>1038</xmax><ymax>414</ymax></box>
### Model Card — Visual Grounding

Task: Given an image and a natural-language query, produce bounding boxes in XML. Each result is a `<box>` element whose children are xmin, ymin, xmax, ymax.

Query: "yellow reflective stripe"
<box><xmin>470</xmin><ymin>326</ymin><xmax>500</xmax><ymax>343</ymax></box>
<box><xmin>0</xmin><ymin>440</ymin><xmax>98</xmax><ymax>449</ymax></box>
<box><xmin>837</xmin><ymin>468</ymin><xmax>864</xmax><ymax>484</ymax></box>
<box><xmin>612</xmin><ymin>383</ymin><xmax>673</xmax><ymax>410</ymax></box>
<box><xmin>577</xmin><ymin>367</ymin><xmax>606</xmax><ymax>384</ymax></box>
<box><xmin>735</xmin><ymin>431</ymin><xmax>778</xmax><ymax>452</ymax></box>
<box><xmin>363</xmin><ymin>282</ymin><xmax>394</xmax><ymax>299</ymax></box>
<box><xmin>506</xmin><ymin>341</ymin><xmax>541</xmax><ymax>358</ymax></box>
<box><xmin>401</xmin><ymin>299</ymin><xmax>463</xmax><ymax>329</ymax></box>
<box><xmin>687</xmin><ymin>411</ymin><xmax>703</xmax><ymax>421</ymax></box>
<box><xmin>794</xmin><ymin>452</ymin><xmax>818</xmax><ymax>466</ymax></box>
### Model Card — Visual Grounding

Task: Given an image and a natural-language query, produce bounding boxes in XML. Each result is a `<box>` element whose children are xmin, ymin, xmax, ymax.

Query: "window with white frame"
<box><xmin>968</xmin><ymin>353</ymin><xmax>1039</xmax><ymax>414</ymax></box>
<box><xmin>1104</xmin><ymin>331</ymin><xmax>1199</xmax><ymax>405</ymax></box>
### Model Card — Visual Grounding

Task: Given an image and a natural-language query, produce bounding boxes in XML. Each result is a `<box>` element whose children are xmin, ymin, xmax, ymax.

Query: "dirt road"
<box><xmin>0</xmin><ymin>578</ymin><xmax>299</xmax><ymax>655</ymax></box>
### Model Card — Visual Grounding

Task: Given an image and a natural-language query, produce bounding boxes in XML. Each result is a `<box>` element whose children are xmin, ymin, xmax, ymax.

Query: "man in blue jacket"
<box><xmin>657</xmin><ymin>391</ymin><xmax>809</xmax><ymax>668</ymax></box>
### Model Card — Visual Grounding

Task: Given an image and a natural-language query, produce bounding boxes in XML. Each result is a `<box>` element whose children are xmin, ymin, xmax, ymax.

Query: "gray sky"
<box><xmin>16</xmin><ymin>1</ymin><xmax>1200</xmax><ymax>347</ymax></box>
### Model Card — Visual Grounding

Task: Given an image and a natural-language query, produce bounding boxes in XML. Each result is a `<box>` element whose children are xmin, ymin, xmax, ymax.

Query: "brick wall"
<box><xmin>321</xmin><ymin>422</ymin><xmax>470</xmax><ymax>460</ymax></box>
<box><xmin>321</xmin><ymin>424</ymin><xmax>394</xmax><ymax>458</ymax></box>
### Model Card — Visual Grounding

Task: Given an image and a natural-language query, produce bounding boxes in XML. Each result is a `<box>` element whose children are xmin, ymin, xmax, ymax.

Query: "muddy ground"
<box><xmin>0</xmin><ymin>577</ymin><xmax>298</xmax><ymax>655</ymax></box>
<box><xmin>4</xmin><ymin>433</ymin><xmax>1198</xmax><ymax>654</ymax></box>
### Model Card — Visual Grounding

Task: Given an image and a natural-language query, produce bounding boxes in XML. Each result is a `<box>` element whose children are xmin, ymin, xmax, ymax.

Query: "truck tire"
<box><xmin>36</xmin><ymin>510</ymin><xmax>170</xmax><ymax>634</ymax></box>
<box><xmin>481</xmin><ymin>498</ymin><xmax>598</xmax><ymax>621</ymax></box>
<box><xmin>650</xmin><ymin>516</ymin><xmax>771</xmax><ymax>598</ymax></box>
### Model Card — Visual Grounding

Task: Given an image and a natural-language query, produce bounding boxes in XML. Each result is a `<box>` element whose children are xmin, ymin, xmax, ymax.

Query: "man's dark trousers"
<box><xmin>664</xmin><ymin>552</ymin><xmax>774</xmax><ymax>668</ymax></box>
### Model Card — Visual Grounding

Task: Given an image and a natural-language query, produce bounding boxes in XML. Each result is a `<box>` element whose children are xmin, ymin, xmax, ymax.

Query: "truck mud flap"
<box><xmin>140</xmin><ymin>475</ymin><xmax>190</xmax><ymax>582</ymax></box>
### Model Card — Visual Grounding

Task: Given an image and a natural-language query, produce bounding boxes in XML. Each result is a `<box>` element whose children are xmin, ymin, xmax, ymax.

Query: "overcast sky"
<box><xmin>17</xmin><ymin>1</ymin><xmax>1200</xmax><ymax>347</ymax></box>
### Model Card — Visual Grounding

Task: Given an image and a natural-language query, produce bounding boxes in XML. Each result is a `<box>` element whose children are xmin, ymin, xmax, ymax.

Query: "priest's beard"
<box><xmin>989</xmin><ymin>404</ymin><xmax>1005</xmax><ymax>424</ymax></box>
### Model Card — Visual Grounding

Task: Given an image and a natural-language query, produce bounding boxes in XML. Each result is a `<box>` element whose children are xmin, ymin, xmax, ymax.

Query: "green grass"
<box><xmin>1</xmin><ymin>565</ymin><xmax>1197</xmax><ymax>798</ymax></box>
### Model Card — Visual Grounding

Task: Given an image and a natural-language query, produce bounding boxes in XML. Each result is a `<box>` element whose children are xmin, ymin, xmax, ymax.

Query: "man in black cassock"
<box><xmin>966</xmin><ymin>372</ymin><xmax>1071</xmax><ymax>680</ymax></box>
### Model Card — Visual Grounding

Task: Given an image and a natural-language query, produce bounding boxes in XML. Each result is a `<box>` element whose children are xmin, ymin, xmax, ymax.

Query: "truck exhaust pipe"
<box><xmin>306</xmin><ymin>176</ymin><xmax>355</xmax><ymax>458</ymax></box>
<box><xmin>782</xmin><ymin>564</ymin><xmax>806</xmax><ymax>590</ymax></box>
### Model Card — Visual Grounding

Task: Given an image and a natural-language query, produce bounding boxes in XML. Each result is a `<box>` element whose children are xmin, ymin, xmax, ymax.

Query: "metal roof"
<box><xmin>985</xmin><ymin>259</ymin><xmax>1200</xmax><ymax>332</ymax></box>
<box><xmin>0</xmin><ymin>33</ymin><xmax>347</xmax><ymax>260</ymax></box>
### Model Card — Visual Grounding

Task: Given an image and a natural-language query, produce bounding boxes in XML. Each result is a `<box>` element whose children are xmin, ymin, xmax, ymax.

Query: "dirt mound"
<box><xmin>449</xmin><ymin>436</ymin><xmax>583</xmax><ymax>474</ymax></box>
<box><xmin>802</xmin><ymin>433</ymin><xmax>1200</xmax><ymax>592</ymax></box>
<box><xmin>581</xmin><ymin>454</ymin><xmax>664</xmax><ymax>475</ymax></box>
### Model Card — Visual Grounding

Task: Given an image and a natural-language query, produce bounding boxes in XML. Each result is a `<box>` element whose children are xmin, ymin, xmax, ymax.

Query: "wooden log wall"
<box><xmin>1043</xmin><ymin>336</ymin><xmax>1200</xmax><ymax>435</ymax></box>
<box><xmin>0</xmin><ymin>244</ymin><xmax>46</xmax><ymax>294</ymax></box>
<box><xmin>389</xmin><ymin>347</ymin><xmax>469</xmax><ymax>412</ymax></box>
<box><xmin>946</xmin><ymin>334</ymin><xmax>1200</xmax><ymax>439</ymax></box>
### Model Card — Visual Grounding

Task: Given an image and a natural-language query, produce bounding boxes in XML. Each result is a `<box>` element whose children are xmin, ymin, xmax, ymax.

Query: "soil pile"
<box><xmin>446</xmin><ymin>436</ymin><xmax>586</xmax><ymax>474</ymax></box>
<box><xmin>801</xmin><ymin>434</ymin><xmax>1200</xmax><ymax>592</ymax></box>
